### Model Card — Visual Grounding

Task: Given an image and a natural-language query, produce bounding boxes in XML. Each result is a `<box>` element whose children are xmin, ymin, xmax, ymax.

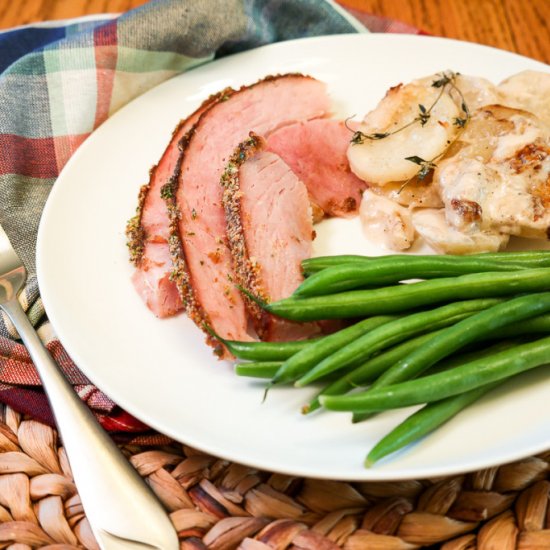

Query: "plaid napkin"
<box><xmin>0</xmin><ymin>0</ymin><xmax>421</xmax><ymax>441</ymax></box>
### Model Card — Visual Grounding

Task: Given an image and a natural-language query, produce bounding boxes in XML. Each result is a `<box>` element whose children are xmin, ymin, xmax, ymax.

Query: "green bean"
<box><xmin>368</xmin><ymin>292</ymin><xmax>550</xmax><ymax>394</ymax></box>
<box><xmin>301</xmin><ymin>251</ymin><xmax>550</xmax><ymax>275</ymax></box>
<box><xmin>295</xmin><ymin>257</ymin><xmax>531</xmax><ymax>297</ymax></box>
<box><xmin>364</xmin><ymin>382</ymin><xmax>502</xmax><ymax>466</ymax></box>
<box><xmin>218</xmin><ymin>337</ymin><xmax>322</xmax><ymax>361</ymax></box>
<box><xmin>266</xmin><ymin>268</ymin><xmax>550</xmax><ymax>321</ymax></box>
<box><xmin>320</xmin><ymin>335</ymin><xmax>550</xmax><ymax>413</ymax></box>
<box><xmin>235</xmin><ymin>362</ymin><xmax>282</xmax><ymax>379</ymax></box>
<box><xmin>497</xmin><ymin>313</ymin><xmax>550</xmax><ymax>337</ymax></box>
<box><xmin>302</xmin><ymin>255</ymin><xmax>373</xmax><ymax>274</ymax></box>
<box><xmin>304</xmin><ymin>329</ymin><xmax>447</xmax><ymax>414</ymax></box>
<box><xmin>271</xmin><ymin>316</ymin><xmax>397</xmax><ymax>385</ymax></box>
<box><xmin>295</xmin><ymin>298</ymin><xmax>503</xmax><ymax>387</ymax></box>
<box><xmin>426</xmin><ymin>339</ymin><xmax>523</xmax><ymax>371</ymax></box>
<box><xmin>351</xmin><ymin>339</ymin><xmax>520</xmax><ymax>423</ymax></box>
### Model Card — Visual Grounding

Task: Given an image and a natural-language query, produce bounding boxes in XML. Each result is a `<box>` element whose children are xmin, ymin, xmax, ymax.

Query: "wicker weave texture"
<box><xmin>0</xmin><ymin>405</ymin><xmax>548</xmax><ymax>549</ymax></box>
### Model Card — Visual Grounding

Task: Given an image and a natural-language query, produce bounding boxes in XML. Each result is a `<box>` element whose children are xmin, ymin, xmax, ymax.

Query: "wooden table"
<box><xmin>0</xmin><ymin>0</ymin><xmax>548</xmax><ymax>64</ymax></box>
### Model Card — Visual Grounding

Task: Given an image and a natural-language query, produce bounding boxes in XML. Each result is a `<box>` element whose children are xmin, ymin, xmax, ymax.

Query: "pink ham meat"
<box><xmin>169</xmin><ymin>74</ymin><xmax>330</xmax><ymax>351</ymax></box>
<box><xmin>126</xmin><ymin>92</ymin><xmax>226</xmax><ymax>317</ymax></box>
<box><xmin>266</xmin><ymin>118</ymin><xmax>367</xmax><ymax>217</ymax></box>
<box><xmin>223</xmin><ymin>133</ymin><xmax>319</xmax><ymax>341</ymax></box>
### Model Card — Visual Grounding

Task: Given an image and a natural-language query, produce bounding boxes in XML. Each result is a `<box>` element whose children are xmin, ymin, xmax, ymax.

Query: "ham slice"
<box><xmin>167</xmin><ymin>74</ymin><xmax>330</xmax><ymax>352</ymax></box>
<box><xmin>126</xmin><ymin>91</ymin><xmax>227</xmax><ymax>317</ymax></box>
<box><xmin>266</xmin><ymin>119</ymin><xmax>367</xmax><ymax>218</ymax></box>
<box><xmin>222</xmin><ymin>133</ymin><xmax>319</xmax><ymax>341</ymax></box>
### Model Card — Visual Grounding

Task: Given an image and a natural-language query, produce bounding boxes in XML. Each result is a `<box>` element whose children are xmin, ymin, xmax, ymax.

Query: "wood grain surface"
<box><xmin>340</xmin><ymin>0</ymin><xmax>549</xmax><ymax>63</ymax></box>
<box><xmin>0</xmin><ymin>0</ymin><xmax>548</xmax><ymax>64</ymax></box>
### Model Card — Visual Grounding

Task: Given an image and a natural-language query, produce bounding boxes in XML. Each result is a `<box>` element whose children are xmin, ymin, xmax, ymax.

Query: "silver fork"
<box><xmin>0</xmin><ymin>224</ymin><xmax>179</xmax><ymax>550</ymax></box>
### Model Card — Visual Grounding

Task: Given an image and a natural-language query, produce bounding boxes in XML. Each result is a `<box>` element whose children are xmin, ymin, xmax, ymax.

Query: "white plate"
<box><xmin>37</xmin><ymin>34</ymin><xmax>550</xmax><ymax>480</ymax></box>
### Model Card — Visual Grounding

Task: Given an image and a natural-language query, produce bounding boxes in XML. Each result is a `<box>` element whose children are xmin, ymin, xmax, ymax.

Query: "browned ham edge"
<box><xmin>221</xmin><ymin>133</ymin><xmax>270</xmax><ymax>336</ymax></box>
<box><xmin>125</xmin><ymin>90</ymin><xmax>229</xmax><ymax>319</ymax></box>
<box><xmin>222</xmin><ymin>133</ymin><xmax>319</xmax><ymax>341</ymax></box>
<box><xmin>168</xmin><ymin>74</ymin><xmax>330</xmax><ymax>354</ymax></box>
<box><xmin>126</xmin><ymin>92</ymin><xmax>225</xmax><ymax>266</ymax></box>
<box><xmin>125</xmin><ymin>119</ymin><xmax>190</xmax><ymax>268</ymax></box>
<box><xmin>126</xmin><ymin>181</ymin><xmax>149</xmax><ymax>266</ymax></box>
<box><xmin>163</xmin><ymin>125</ymin><xmax>223</xmax><ymax>354</ymax></box>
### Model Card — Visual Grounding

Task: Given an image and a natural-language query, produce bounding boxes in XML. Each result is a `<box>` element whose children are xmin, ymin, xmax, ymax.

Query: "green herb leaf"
<box><xmin>417</xmin><ymin>162</ymin><xmax>436</xmax><ymax>180</ymax></box>
<box><xmin>351</xmin><ymin>131</ymin><xmax>366</xmax><ymax>145</ymax></box>
<box><xmin>417</xmin><ymin>104</ymin><xmax>430</xmax><ymax>126</ymax></box>
<box><xmin>369</xmin><ymin>132</ymin><xmax>390</xmax><ymax>140</ymax></box>
<box><xmin>351</xmin><ymin>131</ymin><xmax>390</xmax><ymax>144</ymax></box>
<box><xmin>432</xmin><ymin>75</ymin><xmax>449</xmax><ymax>88</ymax></box>
<box><xmin>431</xmin><ymin>71</ymin><xmax>456</xmax><ymax>89</ymax></box>
<box><xmin>405</xmin><ymin>156</ymin><xmax>437</xmax><ymax>181</ymax></box>
<box><xmin>405</xmin><ymin>155</ymin><xmax>428</xmax><ymax>166</ymax></box>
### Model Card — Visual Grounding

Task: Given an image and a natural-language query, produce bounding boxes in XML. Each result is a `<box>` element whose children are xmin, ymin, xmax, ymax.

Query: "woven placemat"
<box><xmin>0</xmin><ymin>405</ymin><xmax>548</xmax><ymax>549</ymax></box>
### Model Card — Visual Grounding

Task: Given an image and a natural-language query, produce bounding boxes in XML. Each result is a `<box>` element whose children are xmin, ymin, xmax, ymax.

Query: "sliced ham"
<box><xmin>168</xmin><ymin>74</ymin><xmax>330</xmax><ymax>351</ymax></box>
<box><xmin>126</xmin><ymin>91</ymin><xmax>227</xmax><ymax>317</ymax></box>
<box><xmin>222</xmin><ymin>133</ymin><xmax>319</xmax><ymax>341</ymax></box>
<box><xmin>265</xmin><ymin>119</ymin><xmax>367</xmax><ymax>218</ymax></box>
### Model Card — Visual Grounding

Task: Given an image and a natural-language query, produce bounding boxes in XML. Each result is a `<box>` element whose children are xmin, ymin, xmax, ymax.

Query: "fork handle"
<box><xmin>1</xmin><ymin>298</ymin><xmax>178</xmax><ymax>549</ymax></box>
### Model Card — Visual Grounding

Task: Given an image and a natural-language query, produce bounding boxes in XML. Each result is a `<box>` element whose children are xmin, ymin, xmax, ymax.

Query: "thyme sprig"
<box><xmin>350</xmin><ymin>74</ymin><xmax>452</xmax><ymax>145</ymax></box>
<box><xmin>348</xmin><ymin>71</ymin><xmax>471</xmax><ymax>192</ymax></box>
<box><xmin>399</xmin><ymin>73</ymin><xmax>471</xmax><ymax>190</ymax></box>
